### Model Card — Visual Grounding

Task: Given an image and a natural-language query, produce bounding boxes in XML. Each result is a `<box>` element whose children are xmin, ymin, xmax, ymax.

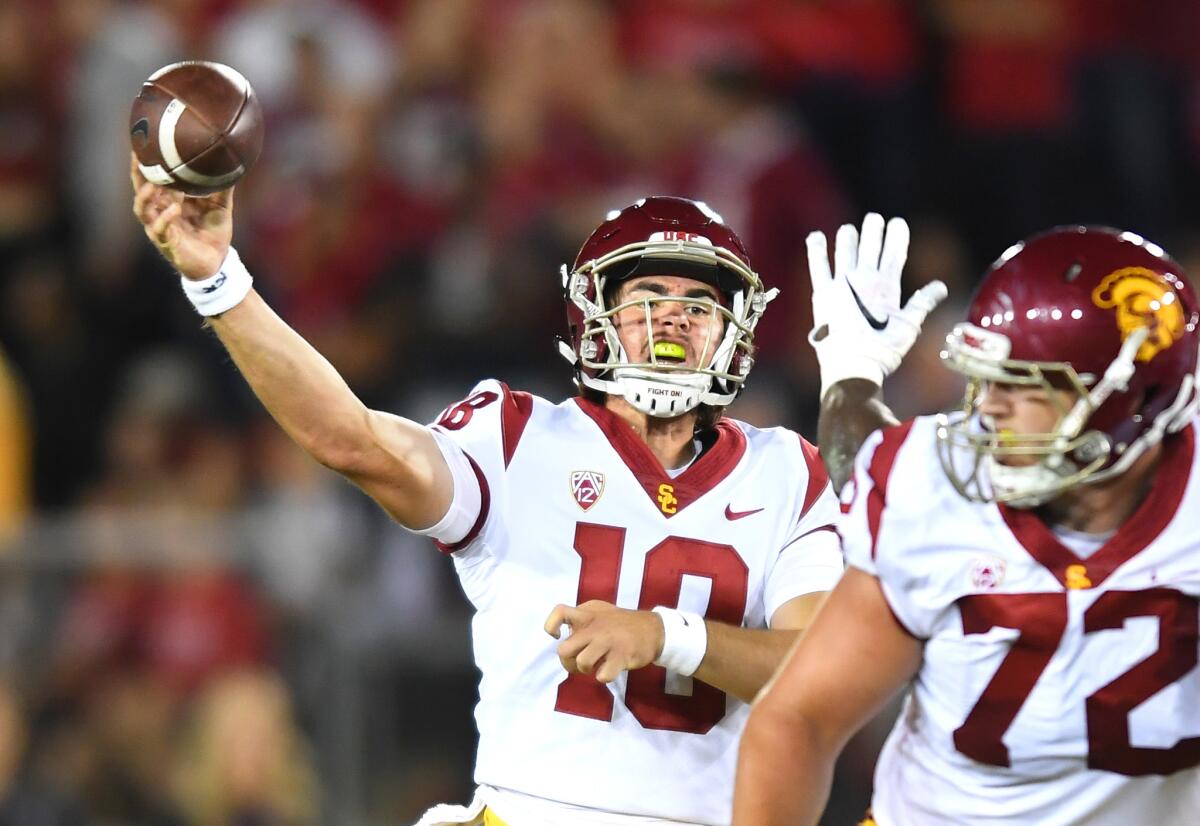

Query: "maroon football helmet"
<box><xmin>559</xmin><ymin>196</ymin><xmax>777</xmax><ymax>417</ymax></box>
<box><xmin>938</xmin><ymin>226</ymin><xmax>1200</xmax><ymax>505</ymax></box>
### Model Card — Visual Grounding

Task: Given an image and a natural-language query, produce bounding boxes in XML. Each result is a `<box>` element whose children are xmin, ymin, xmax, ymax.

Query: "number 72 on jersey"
<box><xmin>953</xmin><ymin>589</ymin><xmax>1200</xmax><ymax>775</ymax></box>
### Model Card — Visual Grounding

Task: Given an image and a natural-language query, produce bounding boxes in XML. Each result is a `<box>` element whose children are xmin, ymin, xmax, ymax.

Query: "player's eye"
<box><xmin>687</xmin><ymin>304</ymin><xmax>711</xmax><ymax>316</ymax></box>
<box><xmin>981</xmin><ymin>380</ymin><xmax>1022</xmax><ymax>395</ymax></box>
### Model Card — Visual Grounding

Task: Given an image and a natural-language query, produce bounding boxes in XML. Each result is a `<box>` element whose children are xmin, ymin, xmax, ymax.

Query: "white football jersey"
<box><xmin>429</xmin><ymin>380</ymin><xmax>842</xmax><ymax>825</ymax></box>
<box><xmin>843</xmin><ymin>415</ymin><xmax>1200</xmax><ymax>825</ymax></box>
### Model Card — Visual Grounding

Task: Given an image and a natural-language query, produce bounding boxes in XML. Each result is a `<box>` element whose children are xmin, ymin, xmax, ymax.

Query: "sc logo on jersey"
<box><xmin>657</xmin><ymin>483</ymin><xmax>678</xmax><ymax>514</ymax></box>
<box><xmin>570</xmin><ymin>471</ymin><xmax>605</xmax><ymax>511</ymax></box>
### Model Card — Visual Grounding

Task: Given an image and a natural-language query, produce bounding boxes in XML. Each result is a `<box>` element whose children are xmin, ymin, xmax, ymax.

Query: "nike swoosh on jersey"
<box><xmin>725</xmin><ymin>505</ymin><xmax>764</xmax><ymax>520</ymax></box>
<box><xmin>847</xmin><ymin>281</ymin><xmax>889</xmax><ymax>330</ymax></box>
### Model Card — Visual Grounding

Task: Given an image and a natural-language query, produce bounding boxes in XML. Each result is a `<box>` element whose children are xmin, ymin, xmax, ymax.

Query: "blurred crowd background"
<box><xmin>2</xmin><ymin>0</ymin><xmax>1200</xmax><ymax>823</ymax></box>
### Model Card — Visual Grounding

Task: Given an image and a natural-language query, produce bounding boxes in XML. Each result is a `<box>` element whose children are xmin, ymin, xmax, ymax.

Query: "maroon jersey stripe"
<box><xmin>498</xmin><ymin>383</ymin><xmax>534</xmax><ymax>469</ymax></box>
<box><xmin>799</xmin><ymin>435</ymin><xmax>830</xmax><ymax>519</ymax></box>
<box><xmin>867</xmin><ymin>420</ymin><xmax>916</xmax><ymax>560</ymax></box>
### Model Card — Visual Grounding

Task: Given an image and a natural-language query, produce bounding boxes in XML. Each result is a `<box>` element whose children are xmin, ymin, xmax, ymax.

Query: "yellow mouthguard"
<box><xmin>653</xmin><ymin>342</ymin><xmax>687</xmax><ymax>360</ymax></box>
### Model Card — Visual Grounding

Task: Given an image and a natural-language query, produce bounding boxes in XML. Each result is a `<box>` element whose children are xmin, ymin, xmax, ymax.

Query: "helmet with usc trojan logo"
<box><xmin>938</xmin><ymin>226</ymin><xmax>1200</xmax><ymax>506</ymax></box>
<box><xmin>558</xmin><ymin>196</ymin><xmax>778</xmax><ymax>417</ymax></box>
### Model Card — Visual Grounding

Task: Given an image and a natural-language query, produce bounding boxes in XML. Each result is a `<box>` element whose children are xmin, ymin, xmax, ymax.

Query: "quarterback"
<box><xmin>733</xmin><ymin>215</ymin><xmax>1200</xmax><ymax>824</ymax></box>
<box><xmin>130</xmin><ymin>153</ymin><xmax>863</xmax><ymax>826</ymax></box>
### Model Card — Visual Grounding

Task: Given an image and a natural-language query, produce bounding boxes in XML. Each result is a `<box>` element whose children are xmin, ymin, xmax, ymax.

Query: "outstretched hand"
<box><xmin>806</xmin><ymin>213</ymin><xmax>948</xmax><ymax>398</ymax></box>
<box><xmin>130</xmin><ymin>152</ymin><xmax>233</xmax><ymax>280</ymax></box>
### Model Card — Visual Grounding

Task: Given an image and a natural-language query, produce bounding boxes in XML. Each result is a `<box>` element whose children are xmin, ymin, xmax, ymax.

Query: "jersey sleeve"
<box><xmin>763</xmin><ymin>436</ymin><xmax>844</xmax><ymax>623</ymax></box>
<box><xmin>407</xmin><ymin>427</ymin><xmax>484</xmax><ymax>546</ymax></box>
<box><xmin>840</xmin><ymin>420</ymin><xmax>937</xmax><ymax>638</ymax></box>
<box><xmin>423</xmin><ymin>379</ymin><xmax>533</xmax><ymax>554</ymax></box>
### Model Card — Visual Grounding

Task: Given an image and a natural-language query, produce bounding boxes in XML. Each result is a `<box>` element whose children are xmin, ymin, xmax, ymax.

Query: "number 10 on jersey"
<box><xmin>554</xmin><ymin>522</ymin><xmax>749</xmax><ymax>734</ymax></box>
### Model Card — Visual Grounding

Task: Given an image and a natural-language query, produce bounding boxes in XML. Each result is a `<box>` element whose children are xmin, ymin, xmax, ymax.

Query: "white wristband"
<box><xmin>652</xmin><ymin>606</ymin><xmax>707</xmax><ymax>676</ymax></box>
<box><xmin>181</xmin><ymin>246</ymin><xmax>253</xmax><ymax>316</ymax></box>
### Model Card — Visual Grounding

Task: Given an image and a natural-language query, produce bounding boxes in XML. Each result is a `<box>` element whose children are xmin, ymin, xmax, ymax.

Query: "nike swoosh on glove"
<box><xmin>807</xmin><ymin>213</ymin><xmax>948</xmax><ymax>399</ymax></box>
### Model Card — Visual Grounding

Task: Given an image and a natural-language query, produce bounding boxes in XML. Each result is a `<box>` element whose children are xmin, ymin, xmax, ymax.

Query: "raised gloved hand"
<box><xmin>807</xmin><ymin>213</ymin><xmax>948</xmax><ymax>399</ymax></box>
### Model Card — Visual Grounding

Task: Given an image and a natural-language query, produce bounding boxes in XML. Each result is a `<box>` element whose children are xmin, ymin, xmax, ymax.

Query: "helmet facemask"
<box><xmin>934</xmin><ymin>322</ymin><xmax>1179</xmax><ymax>507</ymax></box>
<box><xmin>560</xmin><ymin>235</ymin><xmax>778</xmax><ymax>417</ymax></box>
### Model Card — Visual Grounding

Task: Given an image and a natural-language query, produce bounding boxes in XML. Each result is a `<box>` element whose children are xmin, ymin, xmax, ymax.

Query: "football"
<box><xmin>129</xmin><ymin>61</ymin><xmax>264</xmax><ymax>197</ymax></box>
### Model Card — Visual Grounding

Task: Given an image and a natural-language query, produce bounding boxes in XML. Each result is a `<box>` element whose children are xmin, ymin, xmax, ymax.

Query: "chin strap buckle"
<box><xmin>557</xmin><ymin>339</ymin><xmax>579</xmax><ymax>364</ymax></box>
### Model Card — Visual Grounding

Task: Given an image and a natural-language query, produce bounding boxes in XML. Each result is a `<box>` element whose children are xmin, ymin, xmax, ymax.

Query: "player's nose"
<box><xmin>653</xmin><ymin>297</ymin><xmax>691</xmax><ymax>329</ymax></box>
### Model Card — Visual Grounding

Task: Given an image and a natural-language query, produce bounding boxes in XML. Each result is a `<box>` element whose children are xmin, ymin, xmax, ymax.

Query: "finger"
<box><xmin>594</xmin><ymin>656</ymin><xmax>625</xmax><ymax>684</ymax></box>
<box><xmin>857</xmin><ymin>212</ymin><xmax>885</xmax><ymax>272</ymax></box>
<box><xmin>880</xmin><ymin>217</ymin><xmax>910</xmax><ymax>284</ymax></box>
<box><xmin>136</xmin><ymin>183</ymin><xmax>176</xmax><ymax>222</ymax></box>
<box><xmin>544</xmin><ymin>604</ymin><xmax>583</xmax><ymax>637</ymax></box>
<box><xmin>130</xmin><ymin>151</ymin><xmax>146</xmax><ymax>190</ymax></box>
<box><xmin>133</xmin><ymin>182</ymin><xmax>157</xmax><ymax>221</ymax></box>
<box><xmin>149</xmin><ymin>201</ymin><xmax>182</xmax><ymax>246</ymax></box>
<box><xmin>574</xmin><ymin>641</ymin><xmax>608</xmax><ymax>675</ymax></box>
<box><xmin>139</xmin><ymin>186</ymin><xmax>183</xmax><ymax>231</ymax></box>
<box><xmin>834</xmin><ymin>223</ymin><xmax>858</xmax><ymax>278</ymax></box>
<box><xmin>805</xmin><ymin>231</ymin><xmax>832</xmax><ymax>285</ymax></box>
<box><xmin>556</xmin><ymin>630</ymin><xmax>590</xmax><ymax>660</ymax></box>
<box><xmin>901</xmin><ymin>280</ymin><xmax>949</xmax><ymax>323</ymax></box>
<box><xmin>544</xmin><ymin>605</ymin><xmax>566</xmax><ymax>637</ymax></box>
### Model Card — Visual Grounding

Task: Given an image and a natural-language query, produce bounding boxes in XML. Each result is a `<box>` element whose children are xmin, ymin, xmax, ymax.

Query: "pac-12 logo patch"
<box><xmin>969</xmin><ymin>556</ymin><xmax>1007</xmax><ymax>590</ymax></box>
<box><xmin>570</xmin><ymin>471</ymin><xmax>605</xmax><ymax>511</ymax></box>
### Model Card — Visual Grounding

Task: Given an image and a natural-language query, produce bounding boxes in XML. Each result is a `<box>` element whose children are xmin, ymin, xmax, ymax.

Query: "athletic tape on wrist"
<box><xmin>651</xmin><ymin>606</ymin><xmax>707</xmax><ymax>676</ymax></box>
<box><xmin>181</xmin><ymin>246</ymin><xmax>253</xmax><ymax>316</ymax></box>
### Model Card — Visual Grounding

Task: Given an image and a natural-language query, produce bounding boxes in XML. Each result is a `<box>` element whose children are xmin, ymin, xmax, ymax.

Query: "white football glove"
<box><xmin>807</xmin><ymin>213</ymin><xmax>948</xmax><ymax>399</ymax></box>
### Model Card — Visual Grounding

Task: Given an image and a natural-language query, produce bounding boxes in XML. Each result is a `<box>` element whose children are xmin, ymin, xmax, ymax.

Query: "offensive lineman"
<box><xmin>734</xmin><ymin>215</ymin><xmax>1200</xmax><ymax>824</ymax></box>
<box><xmin>129</xmin><ymin>153</ymin><xmax>881</xmax><ymax>825</ymax></box>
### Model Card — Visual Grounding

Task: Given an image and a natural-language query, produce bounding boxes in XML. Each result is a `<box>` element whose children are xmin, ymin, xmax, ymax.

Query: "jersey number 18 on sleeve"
<box><xmin>554</xmin><ymin>522</ymin><xmax>749</xmax><ymax>734</ymax></box>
